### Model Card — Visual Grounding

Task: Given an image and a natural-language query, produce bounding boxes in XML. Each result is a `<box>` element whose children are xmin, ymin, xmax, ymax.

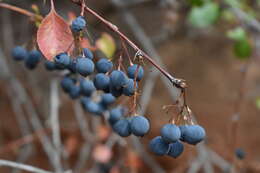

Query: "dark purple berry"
<box><xmin>161</xmin><ymin>124</ymin><xmax>181</xmax><ymax>143</ymax></box>
<box><xmin>80</xmin><ymin>79</ymin><xmax>96</xmax><ymax>97</ymax></box>
<box><xmin>12</xmin><ymin>46</ymin><xmax>28</xmax><ymax>61</ymax></box>
<box><xmin>123</xmin><ymin>79</ymin><xmax>137</xmax><ymax>96</ymax></box>
<box><xmin>76</xmin><ymin>57</ymin><xmax>95</xmax><ymax>76</ymax></box>
<box><xmin>130</xmin><ymin>116</ymin><xmax>150</xmax><ymax>137</ymax></box>
<box><xmin>127</xmin><ymin>64</ymin><xmax>144</xmax><ymax>81</ymax></box>
<box><xmin>83</xmin><ymin>48</ymin><xmax>94</xmax><ymax>59</ymax></box>
<box><xmin>71</xmin><ymin>16</ymin><xmax>86</xmax><ymax>32</ymax></box>
<box><xmin>149</xmin><ymin>136</ymin><xmax>170</xmax><ymax>155</ymax></box>
<box><xmin>110</xmin><ymin>70</ymin><xmax>128</xmax><ymax>89</ymax></box>
<box><xmin>112</xmin><ymin>119</ymin><xmax>132</xmax><ymax>137</ymax></box>
<box><xmin>167</xmin><ymin>141</ymin><xmax>184</xmax><ymax>158</ymax></box>
<box><xmin>96</xmin><ymin>58</ymin><xmax>113</xmax><ymax>73</ymax></box>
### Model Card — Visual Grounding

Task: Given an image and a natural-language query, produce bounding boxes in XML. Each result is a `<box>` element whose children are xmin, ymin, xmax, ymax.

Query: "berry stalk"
<box><xmin>70</xmin><ymin>0</ymin><xmax>187</xmax><ymax>89</ymax></box>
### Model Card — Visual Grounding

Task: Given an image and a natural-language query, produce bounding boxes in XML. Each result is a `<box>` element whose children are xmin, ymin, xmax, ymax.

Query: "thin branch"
<box><xmin>0</xmin><ymin>3</ymin><xmax>42</xmax><ymax>20</ymax></box>
<box><xmin>0</xmin><ymin>160</ymin><xmax>53</xmax><ymax>173</ymax></box>
<box><xmin>70</xmin><ymin>0</ymin><xmax>186</xmax><ymax>89</ymax></box>
<box><xmin>50</xmin><ymin>79</ymin><xmax>63</xmax><ymax>173</ymax></box>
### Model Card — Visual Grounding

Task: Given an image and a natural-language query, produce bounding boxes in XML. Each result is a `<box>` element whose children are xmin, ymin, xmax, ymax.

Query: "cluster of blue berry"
<box><xmin>11</xmin><ymin>15</ymin><xmax>206</xmax><ymax>159</ymax></box>
<box><xmin>11</xmin><ymin>46</ymin><xmax>42</xmax><ymax>70</ymax></box>
<box><xmin>149</xmin><ymin>124</ymin><xmax>205</xmax><ymax>158</ymax></box>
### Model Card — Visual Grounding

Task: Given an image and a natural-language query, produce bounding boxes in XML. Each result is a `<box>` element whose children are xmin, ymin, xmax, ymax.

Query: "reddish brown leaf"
<box><xmin>37</xmin><ymin>4</ymin><xmax>74</xmax><ymax>61</ymax></box>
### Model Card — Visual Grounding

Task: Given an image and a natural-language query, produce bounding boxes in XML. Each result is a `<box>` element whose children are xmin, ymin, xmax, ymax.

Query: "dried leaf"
<box><xmin>37</xmin><ymin>3</ymin><xmax>74</xmax><ymax>60</ymax></box>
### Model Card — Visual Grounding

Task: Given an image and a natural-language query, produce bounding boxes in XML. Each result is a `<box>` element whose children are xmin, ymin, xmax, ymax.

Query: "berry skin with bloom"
<box><xmin>127</xmin><ymin>64</ymin><xmax>144</xmax><ymax>81</ymax></box>
<box><xmin>101</xmin><ymin>93</ymin><xmax>116</xmax><ymax>107</ymax></box>
<box><xmin>83</xmin><ymin>100</ymin><xmax>104</xmax><ymax>116</ymax></box>
<box><xmin>12</xmin><ymin>46</ymin><xmax>28</xmax><ymax>61</ymax></box>
<box><xmin>108</xmin><ymin>107</ymin><xmax>124</xmax><ymax>125</ymax></box>
<box><xmin>71</xmin><ymin>16</ymin><xmax>86</xmax><ymax>32</ymax></box>
<box><xmin>167</xmin><ymin>141</ymin><xmax>184</xmax><ymax>158</ymax></box>
<box><xmin>44</xmin><ymin>60</ymin><xmax>56</xmax><ymax>71</ymax></box>
<box><xmin>96</xmin><ymin>58</ymin><xmax>113</xmax><ymax>73</ymax></box>
<box><xmin>161</xmin><ymin>124</ymin><xmax>181</xmax><ymax>143</ymax></box>
<box><xmin>69</xmin><ymin>85</ymin><xmax>81</xmax><ymax>99</ymax></box>
<box><xmin>179</xmin><ymin>125</ymin><xmax>206</xmax><ymax>145</ymax></box>
<box><xmin>130</xmin><ymin>116</ymin><xmax>150</xmax><ymax>137</ymax></box>
<box><xmin>76</xmin><ymin>57</ymin><xmax>95</xmax><ymax>76</ymax></box>
<box><xmin>110</xmin><ymin>70</ymin><xmax>128</xmax><ymax>89</ymax></box>
<box><xmin>94</xmin><ymin>73</ymin><xmax>110</xmax><ymax>91</ymax></box>
<box><xmin>112</xmin><ymin>119</ymin><xmax>132</xmax><ymax>137</ymax></box>
<box><xmin>80</xmin><ymin>79</ymin><xmax>96</xmax><ymax>97</ymax></box>
<box><xmin>83</xmin><ymin>48</ymin><xmax>94</xmax><ymax>59</ymax></box>
<box><xmin>123</xmin><ymin>79</ymin><xmax>138</xmax><ymax>96</ymax></box>
<box><xmin>54</xmin><ymin>53</ymin><xmax>70</xmax><ymax>68</ymax></box>
<box><xmin>60</xmin><ymin>77</ymin><xmax>75</xmax><ymax>93</ymax></box>
<box><xmin>149</xmin><ymin>136</ymin><xmax>170</xmax><ymax>155</ymax></box>
<box><xmin>25</xmin><ymin>50</ymin><xmax>42</xmax><ymax>70</ymax></box>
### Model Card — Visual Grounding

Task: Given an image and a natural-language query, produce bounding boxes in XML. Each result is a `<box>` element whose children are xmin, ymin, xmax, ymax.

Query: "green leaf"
<box><xmin>188</xmin><ymin>2</ymin><xmax>220</xmax><ymax>28</ymax></box>
<box><xmin>227</xmin><ymin>27</ymin><xmax>247</xmax><ymax>41</ymax></box>
<box><xmin>256</xmin><ymin>98</ymin><xmax>260</xmax><ymax>110</ymax></box>
<box><xmin>233</xmin><ymin>40</ymin><xmax>252</xmax><ymax>59</ymax></box>
<box><xmin>187</xmin><ymin>0</ymin><xmax>204</xmax><ymax>6</ymax></box>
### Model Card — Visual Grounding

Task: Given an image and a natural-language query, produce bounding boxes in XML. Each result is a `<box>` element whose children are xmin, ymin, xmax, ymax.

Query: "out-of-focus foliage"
<box><xmin>188</xmin><ymin>2</ymin><xmax>220</xmax><ymax>28</ymax></box>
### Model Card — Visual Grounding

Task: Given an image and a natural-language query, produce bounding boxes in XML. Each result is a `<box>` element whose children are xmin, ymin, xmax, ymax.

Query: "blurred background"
<box><xmin>0</xmin><ymin>0</ymin><xmax>260</xmax><ymax>173</ymax></box>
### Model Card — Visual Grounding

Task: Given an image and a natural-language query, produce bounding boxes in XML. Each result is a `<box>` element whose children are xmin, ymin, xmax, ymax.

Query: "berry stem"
<box><xmin>70</xmin><ymin>0</ymin><xmax>187</xmax><ymax>89</ymax></box>
<box><xmin>0</xmin><ymin>3</ymin><xmax>43</xmax><ymax>20</ymax></box>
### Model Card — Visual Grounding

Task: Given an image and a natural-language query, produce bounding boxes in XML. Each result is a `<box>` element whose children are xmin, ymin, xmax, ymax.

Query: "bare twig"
<box><xmin>70</xmin><ymin>0</ymin><xmax>186</xmax><ymax>89</ymax></box>
<box><xmin>0</xmin><ymin>2</ymin><xmax>42</xmax><ymax>20</ymax></box>
<box><xmin>50</xmin><ymin>79</ymin><xmax>63</xmax><ymax>173</ymax></box>
<box><xmin>0</xmin><ymin>160</ymin><xmax>53</xmax><ymax>173</ymax></box>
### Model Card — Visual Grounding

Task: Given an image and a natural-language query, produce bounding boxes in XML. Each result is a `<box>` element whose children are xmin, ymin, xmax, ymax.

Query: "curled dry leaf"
<box><xmin>37</xmin><ymin>5</ymin><xmax>74</xmax><ymax>61</ymax></box>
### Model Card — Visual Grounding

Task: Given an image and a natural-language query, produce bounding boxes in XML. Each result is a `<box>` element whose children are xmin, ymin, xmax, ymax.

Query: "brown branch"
<box><xmin>0</xmin><ymin>3</ymin><xmax>42</xmax><ymax>20</ymax></box>
<box><xmin>70</xmin><ymin>0</ymin><xmax>187</xmax><ymax>89</ymax></box>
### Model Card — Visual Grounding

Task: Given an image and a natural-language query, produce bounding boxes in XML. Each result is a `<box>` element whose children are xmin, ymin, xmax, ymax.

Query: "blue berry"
<box><xmin>44</xmin><ymin>60</ymin><xmax>56</xmax><ymax>71</ymax></box>
<box><xmin>80</xmin><ymin>79</ymin><xmax>95</xmax><ymax>97</ymax></box>
<box><xmin>71</xmin><ymin>16</ymin><xmax>86</xmax><ymax>32</ymax></box>
<box><xmin>60</xmin><ymin>77</ymin><xmax>75</xmax><ymax>93</ymax></box>
<box><xmin>110</xmin><ymin>84</ymin><xmax>123</xmax><ymax>97</ymax></box>
<box><xmin>69</xmin><ymin>85</ymin><xmax>81</xmax><ymax>99</ymax></box>
<box><xmin>84</xmin><ymin>100</ymin><xmax>104</xmax><ymax>116</ymax></box>
<box><xmin>149</xmin><ymin>136</ymin><xmax>170</xmax><ymax>155</ymax></box>
<box><xmin>76</xmin><ymin>57</ymin><xmax>95</xmax><ymax>76</ymax></box>
<box><xmin>110</xmin><ymin>70</ymin><xmax>128</xmax><ymax>89</ymax></box>
<box><xmin>101</xmin><ymin>93</ymin><xmax>116</xmax><ymax>107</ymax></box>
<box><xmin>96</xmin><ymin>58</ymin><xmax>113</xmax><ymax>73</ymax></box>
<box><xmin>127</xmin><ymin>64</ymin><xmax>144</xmax><ymax>81</ymax></box>
<box><xmin>179</xmin><ymin>125</ymin><xmax>206</xmax><ymax>145</ymax></box>
<box><xmin>94</xmin><ymin>73</ymin><xmax>110</xmax><ymax>91</ymax></box>
<box><xmin>167</xmin><ymin>141</ymin><xmax>184</xmax><ymax>158</ymax></box>
<box><xmin>161</xmin><ymin>124</ymin><xmax>181</xmax><ymax>143</ymax></box>
<box><xmin>130</xmin><ymin>116</ymin><xmax>150</xmax><ymax>137</ymax></box>
<box><xmin>112</xmin><ymin>119</ymin><xmax>132</xmax><ymax>137</ymax></box>
<box><xmin>83</xmin><ymin>48</ymin><xmax>94</xmax><ymax>59</ymax></box>
<box><xmin>80</xmin><ymin>97</ymin><xmax>91</xmax><ymax>110</ymax></box>
<box><xmin>109</xmin><ymin>107</ymin><xmax>124</xmax><ymax>125</ymax></box>
<box><xmin>25</xmin><ymin>50</ymin><xmax>42</xmax><ymax>69</ymax></box>
<box><xmin>54</xmin><ymin>53</ymin><xmax>70</xmax><ymax>67</ymax></box>
<box><xmin>67</xmin><ymin>58</ymin><xmax>77</xmax><ymax>73</ymax></box>
<box><xmin>12</xmin><ymin>46</ymin><xmax>28</xmax><ymax>61</ymax></box>
<box><xmin>123</xmin><ymin>79</ymin><xmax>137</xmax><ymax>96</ymax></box>
<box><xmin>235</xmin><ymin>148</ymin><xmax>246</xmax><ymax>160</ymax></box>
